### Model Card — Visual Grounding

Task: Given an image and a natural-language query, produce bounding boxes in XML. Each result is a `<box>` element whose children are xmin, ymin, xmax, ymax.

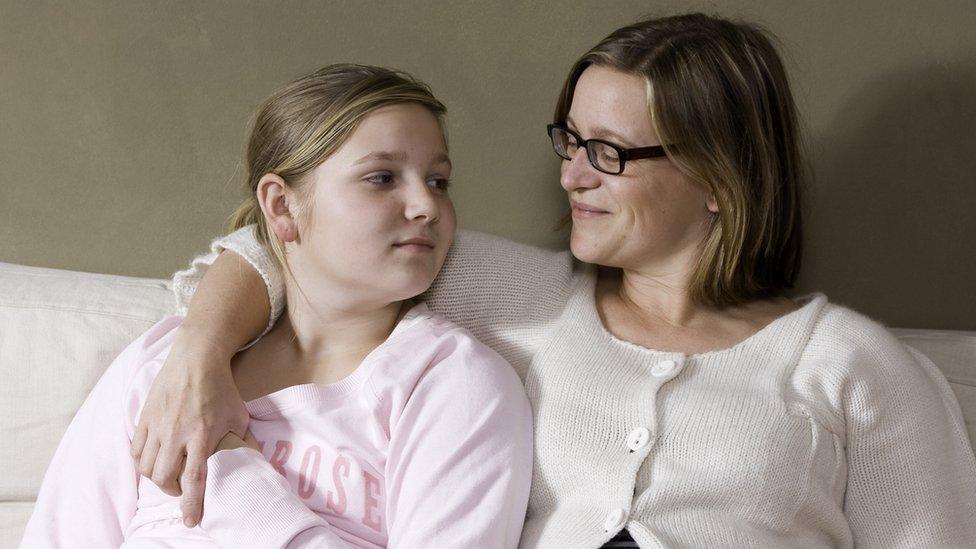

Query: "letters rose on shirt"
<box><xmin>256</xmin><ymin>438</ymin><xmax>384</xmax><ymax>533</ymax></box>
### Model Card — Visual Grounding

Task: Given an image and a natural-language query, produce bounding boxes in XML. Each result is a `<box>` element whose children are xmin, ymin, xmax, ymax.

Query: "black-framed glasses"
<box><xmin>547</xmin><ymin>123</ymin><xmax>668</xmax><ymax>175</ymax></box>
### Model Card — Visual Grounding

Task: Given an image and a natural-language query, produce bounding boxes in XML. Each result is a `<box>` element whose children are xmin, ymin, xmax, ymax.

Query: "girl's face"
<box><xmin>559</xmin><ymin>65</ymin><xmax>717</xmax><ymax>274</ymax></box>
<box><xmin>287</xmin><ymin>103</ymin><xmax>455</xmax><ymax>309</ymax></box>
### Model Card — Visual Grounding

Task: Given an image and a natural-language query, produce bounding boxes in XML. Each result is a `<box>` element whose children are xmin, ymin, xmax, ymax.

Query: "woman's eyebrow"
<box><xmin>565</xmin><ymin>116</ymin><xmax>637</xmax><ymax>147</ymax></box>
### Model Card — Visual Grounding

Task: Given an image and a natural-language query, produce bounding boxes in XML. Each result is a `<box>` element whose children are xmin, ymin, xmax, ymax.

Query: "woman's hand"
<box><xmin>214</xmin><ymin>429</ymin><xmax>260</xmax><ymax>452</ymax></box>
<box><xmin>130</xmin><ymin>329</ymin><xmax>250</xmax><ymax>528</ymax></box>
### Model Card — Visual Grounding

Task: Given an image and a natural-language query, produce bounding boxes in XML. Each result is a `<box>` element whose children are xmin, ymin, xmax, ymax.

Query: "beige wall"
<box><xmin>2</xmin><ymin>1</ymin><xmax>973</xmax><ymax>329</ymax></box>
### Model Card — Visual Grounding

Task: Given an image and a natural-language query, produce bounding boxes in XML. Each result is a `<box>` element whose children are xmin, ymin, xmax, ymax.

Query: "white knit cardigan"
<box><xmin>174</xmin><ymin>227</ymin><xmax>976</xmax><ymax>548</ymax></box>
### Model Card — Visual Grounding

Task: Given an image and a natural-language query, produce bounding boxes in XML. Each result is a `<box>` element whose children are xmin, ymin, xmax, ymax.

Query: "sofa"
<box><xmin>2</xmin><ymin>260</ymin><xmax>974</xmax><ymax>546</ymax></box>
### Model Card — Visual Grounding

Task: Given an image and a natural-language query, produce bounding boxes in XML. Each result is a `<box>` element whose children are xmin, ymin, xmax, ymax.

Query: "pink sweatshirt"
<box><xmin>22</xmin><ymin>304</ymin><xmax>533</xmax><ymax>548</ymax></box>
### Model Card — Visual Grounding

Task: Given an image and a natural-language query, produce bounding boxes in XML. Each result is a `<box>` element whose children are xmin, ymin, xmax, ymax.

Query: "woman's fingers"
<box><xmin>136</xmin><ymin>437</ymin><xmax>160</xmax><ymax>480</ymax></box>
<box><xmin>130</xmin><ymin>421</ymin><xmax>148</xmax><ymax>459</ymax></box>
<box><xmin>180</xmin><ymin>442</ymin><xmax>209</xmax><ymax>528</ymax></box>
<box><xmin>151</xmin><ymin>444</ymin><xmax>186</xmax><ymax>496</ymax></box>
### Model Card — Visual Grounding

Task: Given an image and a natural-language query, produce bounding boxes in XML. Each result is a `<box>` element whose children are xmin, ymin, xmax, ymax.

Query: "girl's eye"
<box><xmin>365</xmin><ymin>173</ymin><xmax>394</xmax><ymax>186</ymax></box>
<box><xmin>428</xmin><ymin>178</ymin><xmax>452</xmax><ymax>191</ymax></box>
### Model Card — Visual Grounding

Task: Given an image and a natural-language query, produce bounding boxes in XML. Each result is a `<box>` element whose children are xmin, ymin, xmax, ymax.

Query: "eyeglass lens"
<box><xmin>550</xmin><ymin>126</ymin><xmax>621</xmax><ymax>174</ymax></box>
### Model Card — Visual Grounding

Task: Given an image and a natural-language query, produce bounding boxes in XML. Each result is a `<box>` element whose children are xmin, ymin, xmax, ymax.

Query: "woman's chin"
<box><xmin>569</xmin><ymin>235</ymin><xmax>606</xmax><ymax>265</ymax></box>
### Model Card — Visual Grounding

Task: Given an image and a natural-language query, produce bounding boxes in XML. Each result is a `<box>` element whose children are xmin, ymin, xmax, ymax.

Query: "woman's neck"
<box><xmin>596</xmin><ymin>265</ymin><xmax>798</xmax><ymax>355</ymax></box>
<box><xmin>610</xmin><ymin>268</ymin><xmax>704</xmax><ymax>327</ymax></box>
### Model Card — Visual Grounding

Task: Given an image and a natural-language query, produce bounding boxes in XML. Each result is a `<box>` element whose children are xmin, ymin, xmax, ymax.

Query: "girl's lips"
<box><xmin>393</xmin><ymin>238</ymin><xmax>436</xmax><ymax>252</ymax></box>
<box><xmin>394</xmin><ymin>243</ymin><xmax>435</xmax><ymax>252</ymax></box>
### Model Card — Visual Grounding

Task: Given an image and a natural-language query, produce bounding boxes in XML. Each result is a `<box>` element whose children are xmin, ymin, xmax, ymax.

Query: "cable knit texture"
<box><xmin>174</xmin><ymin>226</ymin><xmax>976</xmax><ymax>549</ymax></box>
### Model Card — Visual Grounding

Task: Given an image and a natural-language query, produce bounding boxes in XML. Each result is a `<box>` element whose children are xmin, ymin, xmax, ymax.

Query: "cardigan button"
<box><xmin>651</xmin><ymin>360</ymin><xmax>676</xmax><ymax>377</ymax></box>
<box><xmin>604</xmin><ymin>508</ymin><xmax>628</xmax><ymax>532</ymax></box>
<box><xmin>626</xmin><ymin>427</ymin><xmax>651</xmax><ymax>452</ymax></box>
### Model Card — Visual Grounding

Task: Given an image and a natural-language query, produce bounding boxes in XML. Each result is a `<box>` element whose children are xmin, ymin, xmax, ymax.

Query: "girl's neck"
<box><xmin>279</xmin><ymin>284</ymin><xmax>410</xmax><ymax>366</ymax></box>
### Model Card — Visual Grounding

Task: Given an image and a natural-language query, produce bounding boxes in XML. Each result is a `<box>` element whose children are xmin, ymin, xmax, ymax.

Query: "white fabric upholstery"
<box><xmin>1</xmin><ymin>261</ymin><xmax>973</xmax><ymax>546</ymax></box>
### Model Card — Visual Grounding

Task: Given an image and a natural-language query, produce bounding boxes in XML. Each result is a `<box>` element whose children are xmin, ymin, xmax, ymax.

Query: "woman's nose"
<box><xmin>560</xmin><ymin>147</ymin><xmax>601</xmax><ymax>193</ymax></box>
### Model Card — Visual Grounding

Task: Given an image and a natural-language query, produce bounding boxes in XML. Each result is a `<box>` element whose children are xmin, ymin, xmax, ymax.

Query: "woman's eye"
<box><xmin>365</xmin><ymin>173</ymin><xmax>394</xmax><ymax>186</ymax></box>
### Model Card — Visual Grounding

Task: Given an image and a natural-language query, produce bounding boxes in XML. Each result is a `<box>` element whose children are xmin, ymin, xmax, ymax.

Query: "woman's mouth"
<box><xmin>570</xmin><ymin>200</ymin><xmax>610</xmax><ymax>219</ymax></box>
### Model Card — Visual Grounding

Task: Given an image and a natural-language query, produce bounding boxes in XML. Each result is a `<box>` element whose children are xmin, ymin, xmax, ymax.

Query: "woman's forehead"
<box><xmin>569</xmin><ymin>65</ymin><xmax>657</xmax><ymax>143</ymax></box>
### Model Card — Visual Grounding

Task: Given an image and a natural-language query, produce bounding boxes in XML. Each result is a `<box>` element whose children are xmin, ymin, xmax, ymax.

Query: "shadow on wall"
<box><xmin>798</xmin><ymin>64</ymin><xmax>976</xmax><ymax>330</ymax></box>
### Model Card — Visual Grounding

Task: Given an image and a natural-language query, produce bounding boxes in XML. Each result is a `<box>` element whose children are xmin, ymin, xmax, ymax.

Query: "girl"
<box><xmin>22</xmin><ymin>64</ymin><xmax>533</xmax><ymax>548</ymax></box>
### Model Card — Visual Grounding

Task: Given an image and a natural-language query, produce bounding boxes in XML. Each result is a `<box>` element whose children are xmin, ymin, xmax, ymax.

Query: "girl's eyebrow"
<box><xmin>432</xmin><ymin>153</ymin><xmax>452</xmax><ymax>170</ymax></box>
<box><xmin>353</xmin><ymin>151</ymin><xmax>452</xmax><ymax>170</ymax></box>
<box><xmin>353</xmin><ymin>151</ymin><xmax>408</xmax><ymax>165</ymax></box>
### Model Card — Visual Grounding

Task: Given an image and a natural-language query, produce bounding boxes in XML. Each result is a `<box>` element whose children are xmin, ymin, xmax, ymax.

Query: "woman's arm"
<box><xmin>132</xmin><ymin>246</ymin><xmax>272</xmax><ymax>527</ymax></box>
<box><xmin>142</xmin><ymin>224</ymin><xmax>559</xmax><ymax>527</ymax></box>
<box><xmin>843</xmin><ymin>340</ymin><xmax>976</xmax><ymax>545</ymax></box>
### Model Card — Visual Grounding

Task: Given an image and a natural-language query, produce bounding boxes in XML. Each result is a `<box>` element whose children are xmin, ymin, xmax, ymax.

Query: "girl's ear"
<box><xmin>256</xmin><ymin>173</ymin><xmax>299</xmax><ymax>242</ymax></box>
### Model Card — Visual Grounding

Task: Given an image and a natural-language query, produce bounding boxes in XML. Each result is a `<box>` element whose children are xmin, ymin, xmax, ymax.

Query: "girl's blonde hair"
<box><xmin>230</xmin><ymin>64</ymin><xmax>447</xmax><ymax>270</ymax></box>
<box><xmin>555</xmin><ymin>14</ymin><xmax>804</xmax><ymax>307</ymax></box>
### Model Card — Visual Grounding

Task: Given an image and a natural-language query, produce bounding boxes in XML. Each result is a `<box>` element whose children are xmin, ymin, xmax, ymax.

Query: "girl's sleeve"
<box><xmin>199</xmin><ymin>449</ymin><xmax>355</xmax><ymax>548</ymax></box>
<box><xmin>19</xmin><ymin>318</ymin><xmax>181</xmax><ymax>548</ymax></box>
<box><xmin>171</xmin><ymin>224</ymin><xmax>285</xmax><ymax>336</ymax></box>
<box><xmin>198</xmin><ymin>332</ymin><xmax>534</xmax><ymax>549</ymax></box>
<box><xmin>843</xmin><ymin>336</ymin><xmax>976</xmax><ymax>546</ymax></box>
<box><xmin>383</xmin><ymin>332</ymin><xmax>534</xmax><ymax>548</ymax></box>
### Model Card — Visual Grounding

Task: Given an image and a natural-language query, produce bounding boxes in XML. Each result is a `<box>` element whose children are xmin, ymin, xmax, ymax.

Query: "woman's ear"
<box><xmin>706</xmin><ymin>192</ymin><xmax>719</xmax><ymax>214</ymax></box>
<box><xmin>256</xmin><ymin>173</ymin><xmax>299</xmax><ymax>242</ymax></box>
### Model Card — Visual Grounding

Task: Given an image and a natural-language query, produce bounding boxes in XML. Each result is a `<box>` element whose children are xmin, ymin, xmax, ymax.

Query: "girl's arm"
<box><xmin>20</xmin><ymin>317</ymin><xmax>181</xmax><ymax>547</ymax></box>
<box><xmin>132</xmin><ymin>241</ymin><xmax>273</xmax><ymax>527</ymax></box>
<box><xmin>191</xmin><ymin>334</ymin><xmax>533</xmax><ymax>548</ymax></box>
<box><xmin>383</xmin><ymin>334</ymin><xmax>534</xmax><ymax>547</ymax></box>
<box><xmin>198</xmin><ymin>443</ymin><xmax>354</xmax><ymax>548</ymax></box>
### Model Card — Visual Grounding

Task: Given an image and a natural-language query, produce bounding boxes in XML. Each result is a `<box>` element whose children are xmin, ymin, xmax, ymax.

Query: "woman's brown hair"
<box><xmin>555</xmin><ymin>13</ymin><xmax>804</xmax><ymax>307</ymax></box>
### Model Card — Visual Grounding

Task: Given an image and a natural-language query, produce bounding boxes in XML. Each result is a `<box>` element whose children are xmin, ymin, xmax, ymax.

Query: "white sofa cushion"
<box><xmin>0</xmin><ymin>263</ymin><xmax>173</xmax><ymax>546</ymax></box>
<box><xmin>1</xmin><ymin>262</ymin><xmax>973</xmax><ymax>546</ymax></box>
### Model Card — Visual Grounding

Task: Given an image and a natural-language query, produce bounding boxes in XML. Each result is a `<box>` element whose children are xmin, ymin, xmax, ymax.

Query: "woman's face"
<box><xmin>288</xmin><ymin>103</ymin><xmax>456</xmax><ymax>307</ymax></box>
<box><xmin>560</xmin><ymin>65</ymin><xmax>717</xmax><ymax>274</ymax></box>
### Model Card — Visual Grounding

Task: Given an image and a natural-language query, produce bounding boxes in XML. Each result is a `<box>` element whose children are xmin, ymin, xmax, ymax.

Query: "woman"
<box><xmin>22</xmin><ymin>64</ymin><xmax>532</xmax><ymax>548</ymax></box>
<box><xmin>135</xmin><ymin>14</ymin><xmax>976</xmax><ymax>548</ymax></box>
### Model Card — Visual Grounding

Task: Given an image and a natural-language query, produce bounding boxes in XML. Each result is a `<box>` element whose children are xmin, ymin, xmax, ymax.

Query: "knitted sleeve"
<box><xmin>171</xmin><ymin>225</ymin><xmax>285</xmax><ymax>338</ymax></box>
<box><xmin>418</xmin><ymin>229</ymin><xmax>575</xmax><ymax>373</ymax></box>
<box><xmin>171</xmin><ymin>226</ymin><xmax>575</xmax><ymax>370</ymax></box>
<box><xmin>804</xmin><ymin>307</ymin><xmax>976</xmax><ymax>546</ymax></box>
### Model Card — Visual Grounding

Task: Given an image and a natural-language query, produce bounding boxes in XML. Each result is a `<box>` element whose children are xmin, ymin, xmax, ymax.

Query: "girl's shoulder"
<box><xmin>111</xmin><ymin>315</ymin><xmax>184</xmax><ymax>436</ymax></box>
<box><xmin>371</xmin><ymin>303</ymin><xmax>524</xmax><ymax>405</ymax></box>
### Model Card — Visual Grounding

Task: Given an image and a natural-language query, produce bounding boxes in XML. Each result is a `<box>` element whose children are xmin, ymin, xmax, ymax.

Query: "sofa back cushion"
<box><xmin>1</xmin><ymin>261</ymin><xmax>974</xmax><ymax>546</ymax></box>
<box><xmin>0</xmin><ymin>262</ymin><xmax>172</xmax><ymax>545</ymax></box>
